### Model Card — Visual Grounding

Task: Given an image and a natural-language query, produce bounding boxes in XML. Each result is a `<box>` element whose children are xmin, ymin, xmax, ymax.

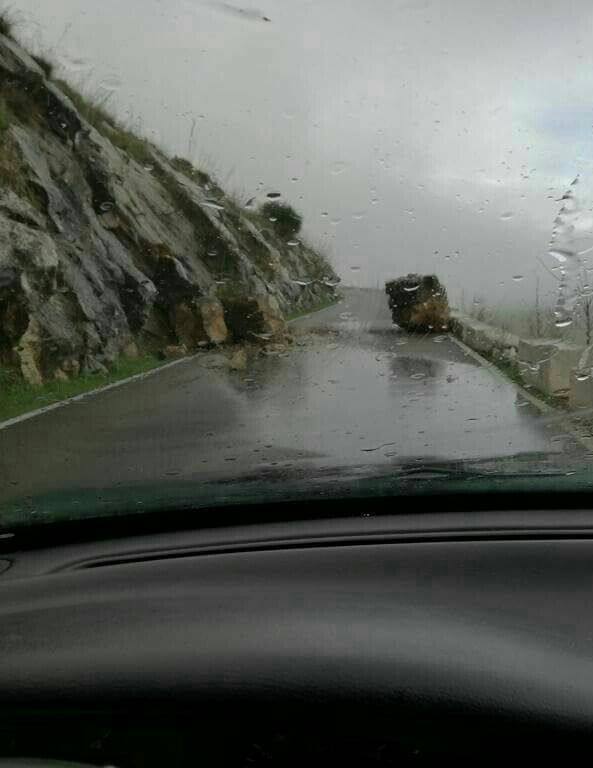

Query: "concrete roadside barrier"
<box><xmin>449</xmin><ymin>313</ymin><xmax>519</xmax><ymax>360</ymax></box>
<box><xmin>450</xmin><ymin>313</ymin><xmax>587</xmax><ymax>403</ymax></box>
<box><xmin>570</xmin><ymin>346</ymin><xmax>593</xmax><ymax>409</ymax></box>
<box><xmin>518</xmin><ymin>339</ymin><xmax>584</xmax><ymax>396</ymax></box>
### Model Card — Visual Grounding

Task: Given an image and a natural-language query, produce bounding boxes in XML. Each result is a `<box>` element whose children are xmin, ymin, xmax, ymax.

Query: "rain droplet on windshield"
<box><xmin>547</xmin><ymin>175</ymin><xmax>588</xmax><ymax>330</ymax></box>
<box><xmin>555</xmin><ymin>316</ymin><xmax>573</xmax><ymax>328</ymax></box>
<box><xmin>549</xmin><ymin>248</ymin><xmax>570</xmax><ymax>263</ymax></box>
<box><xmin>330</xmin><ymin>161</ymin><xmax>348</xmax><ymax>175</ymax></box>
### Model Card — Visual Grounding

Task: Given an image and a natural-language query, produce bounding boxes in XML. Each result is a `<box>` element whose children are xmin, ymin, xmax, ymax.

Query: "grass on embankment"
<box><xmin>0</xmin><ymin>355</ymin><xmax>168</xmax><ymax>423</ymax></box>
<box><xmin>287</xmin><ymin>294</ymin><xmax>342</xmax><ymax>321</ymax></box>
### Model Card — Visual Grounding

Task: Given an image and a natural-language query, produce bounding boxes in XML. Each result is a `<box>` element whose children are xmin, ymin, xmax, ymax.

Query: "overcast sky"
<box><xmin>10</xmin><ymin>0</ymin><xmax>593</xmax><ymax>307</ymax></box>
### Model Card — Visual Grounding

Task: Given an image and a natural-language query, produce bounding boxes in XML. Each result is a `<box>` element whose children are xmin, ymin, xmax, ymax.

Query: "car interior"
<box><xmin>1</xmin><ymin>494</ymin><xmax>593</xmax><ymax>766</ymax></box>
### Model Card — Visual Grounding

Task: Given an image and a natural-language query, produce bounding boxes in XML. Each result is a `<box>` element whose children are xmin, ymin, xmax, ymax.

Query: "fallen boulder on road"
<box><xmin>385</xmin><ymin>274</ymin><xmax>449</xmax><ymax>332</ymax></box>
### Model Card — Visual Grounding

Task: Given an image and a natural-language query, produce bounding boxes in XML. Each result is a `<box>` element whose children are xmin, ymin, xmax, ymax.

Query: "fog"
<box><xmin>10</xmin><ymin>0</ymin><xmax>593</xmax><ymax>308</ymax></box>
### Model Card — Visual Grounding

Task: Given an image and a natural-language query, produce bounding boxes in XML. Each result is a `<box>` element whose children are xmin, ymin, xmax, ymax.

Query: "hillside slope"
<box><xmin>0</xmin><ymin>32</ymin><xmax>338</xmax><ymax>385</ymax></box>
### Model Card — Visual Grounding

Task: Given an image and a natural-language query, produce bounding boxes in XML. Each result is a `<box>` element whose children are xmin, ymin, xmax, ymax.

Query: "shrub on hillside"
<box><xmin>0</xmin><ymin>96</ymin><xmax>10</xmax><ymax>133</ymax></box>
<box><xmin>171</xmin><ymin>156</ymin><xmax>212</xmax><ymax>186</ymax></box>
<box><xmin>0</xmin><ymin>9</ymin><xmax>14</xmax><ymax>38</ymax></box>
<box><xmin>261</xmin><ymin>201</ymin><xmax>302</xmax><ymax>240</ymax></box>
<box><xmin>54</xmin><ymin>79</ymin><xmax>115</xmax><ymax>130</ymax></box>
<box><xmin>31</xmin><ymin>54</ymin><xmax>53</xmax><ymax>79</ymax></box>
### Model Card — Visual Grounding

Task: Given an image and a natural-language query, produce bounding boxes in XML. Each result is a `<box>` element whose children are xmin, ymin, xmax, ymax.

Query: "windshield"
<box><xmin>1</xmin><ymin>0</ymin><xmax>593</xmax><ymax>528</ymax></box>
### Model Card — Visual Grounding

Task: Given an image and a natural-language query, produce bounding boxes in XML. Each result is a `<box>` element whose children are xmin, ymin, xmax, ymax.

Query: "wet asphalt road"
<box><xmin>0</xmin><ymin>288</ymin><xmax>582</xmax><ymax>505</ymax></box>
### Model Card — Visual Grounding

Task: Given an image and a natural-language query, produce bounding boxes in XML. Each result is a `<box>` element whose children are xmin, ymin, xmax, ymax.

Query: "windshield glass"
<box><xmin>1</xmin><ymin>0</ymin><xmax>593</xmax><ymax>527</ymax></box>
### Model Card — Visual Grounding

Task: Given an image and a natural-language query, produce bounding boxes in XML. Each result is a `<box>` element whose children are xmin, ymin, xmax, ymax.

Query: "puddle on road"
<box><xmin>227</xmin><ymin>332</ymin><xmax>571</xmax><ymax>471</ymax></box>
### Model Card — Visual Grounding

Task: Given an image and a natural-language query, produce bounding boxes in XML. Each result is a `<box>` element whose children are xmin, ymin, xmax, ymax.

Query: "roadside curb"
<box><xmin>0</xmin><ymin>354</ymin><xmax>199</xmax><ymax>434</ymax></box>
<box><xmin>450</xmin><ymin>334</ymin><xmax>593</xmax><ymax>453</ymax></box>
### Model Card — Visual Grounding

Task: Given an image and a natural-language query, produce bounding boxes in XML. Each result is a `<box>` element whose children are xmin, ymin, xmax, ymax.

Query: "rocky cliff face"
<box><xmin>0</xmin><ymin>33</ymin><xmax>338</xmax><ymax>384</ymax></box>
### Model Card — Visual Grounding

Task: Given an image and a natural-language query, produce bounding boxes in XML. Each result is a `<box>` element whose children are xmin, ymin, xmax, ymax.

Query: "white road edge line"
<box><xmin>449</xmin><ymin>334</ymin><xmax>593</xmax><ymax>453</ymax></box>
<box><xmin>0</xmin><ymin>354</ymin><xmax>200</xmax><ymax>434</ymax></box>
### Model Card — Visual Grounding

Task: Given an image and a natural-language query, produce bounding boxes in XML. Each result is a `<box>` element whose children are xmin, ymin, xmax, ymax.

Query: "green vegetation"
<box><xmin>31</xmin><ymin>54</ymin><xmax>53</xmax><ymax>79</ymax></box>
<box><xmin>303</xmin><ymin>253</ymin><xmax>337</xmax><ymax>282</ymax></box>
<box><xmin>261</xmin><ymin>200</ymin><xmax>303</xmax><ymax>240</ymax></box>
<box><xmin>0</xmin><ymin>89</ymin><xmax>47</xmax><ymax>210</ymax></box>
<box><xmin>0</xmin><ymin>355</ymin><xmax>169</xmax><ymax>423</ymax></box>
<box><xmin>0</xmin><ymin>132</ymin><xmax>20</xmax><ymax>191</ymax></box>
<box><xmin>0</xmin><ymin>130</ymin><xmax>42</xmax><ymax>209</ymax></box>
<box><xmin>107</xmin><ymin>124</ymin><xmax>155</xmax><ymax>166</ymax></box>
<box><xmin>0</xmin><ymin>8</ymin><xmax>13</xmax><ymax>38</ymax></box>
<box><xmin>55</xmin><ymin>78</ymin><xmax>155</xmax><ymax>166</ymax></box>
<box><xmin>0</xmin><ymin>95</ymin><xmax>9</xmax><ymax>132</ymax></box>
<box><xmin>171</xmin><ymin>156</ymin><xmax>212</xmax><ymax>186</ymax></box>
<box><xmin>2</xmin><ymin>70</ymin><xmax>46</xmax><ymax>127</ymax></box>
<box><xmin>55</xmin><ymin>79</ymin><xmax>114</xmax><ymax>129</ymax></box>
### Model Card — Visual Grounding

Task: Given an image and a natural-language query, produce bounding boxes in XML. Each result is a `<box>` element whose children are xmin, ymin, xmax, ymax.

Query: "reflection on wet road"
<box><xmin>241</xmin><ymin>332</ymin><xmax>560</xmax><ymax>466</ymax></box>
<box><xmin>242</xmin><ymin>287</ymin><xmax>577</xmax><ymax>470</ymax></box>
<box><xmin>0</xmin><ymin>288</ymin><xmax>581</xmax><ymax>504</ymax></box>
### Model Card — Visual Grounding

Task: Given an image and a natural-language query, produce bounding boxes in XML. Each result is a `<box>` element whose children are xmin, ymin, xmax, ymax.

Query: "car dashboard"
<box><xmin>1</xmin><ymin>507</ymin><xmax>593</xmax><ymax>766</ymax></box>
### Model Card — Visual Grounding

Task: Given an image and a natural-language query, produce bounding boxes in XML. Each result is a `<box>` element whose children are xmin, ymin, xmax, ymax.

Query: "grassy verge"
<box><xmin>0</xmin><ymin>355</ymin><xmax>170</xmax><ymax>423</ymax></box>
<box><xmin>287</xmin><ymin>293</ymin><xmax>342</xmax><ymax>321</ymax></box>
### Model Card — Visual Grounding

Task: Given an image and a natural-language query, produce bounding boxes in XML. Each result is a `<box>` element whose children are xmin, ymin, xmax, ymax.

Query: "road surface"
<box><xmin>0</xmin><ymin>288</ymin><xmax>582</xmax><ymax>506</ymax></box>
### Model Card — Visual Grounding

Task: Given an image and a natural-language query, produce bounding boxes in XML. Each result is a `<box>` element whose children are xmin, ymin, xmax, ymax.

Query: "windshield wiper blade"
<box><xmin>388</xmin><ymin>459</ymin><xmax>569</xmax><ymax>481</ymax></box>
